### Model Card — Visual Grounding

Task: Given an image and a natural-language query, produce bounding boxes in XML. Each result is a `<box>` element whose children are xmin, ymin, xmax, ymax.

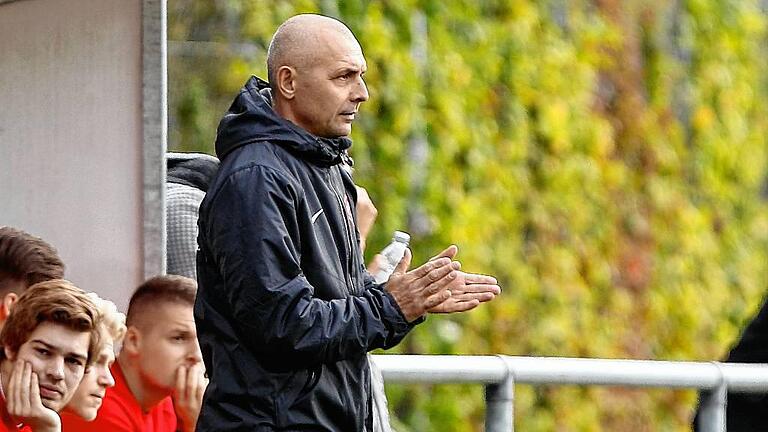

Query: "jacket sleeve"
<box><xmin>203</xmin><ymin>165</ymin><xmax>417</xmax><ymax>367</ymax></box>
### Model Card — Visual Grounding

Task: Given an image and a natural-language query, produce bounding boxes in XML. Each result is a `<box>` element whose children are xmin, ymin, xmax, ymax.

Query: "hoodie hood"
<box><xmin>167</xmin><ymin>152</ymin><xmax>220</xmax><ymax>192</ymax></box>
<box><xmin>215</xmin><ymin>76</ymin><xmax>352</xmax><ymax>167</ymax></box>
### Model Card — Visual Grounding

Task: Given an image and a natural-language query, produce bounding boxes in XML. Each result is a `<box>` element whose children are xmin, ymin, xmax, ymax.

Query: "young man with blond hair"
<box><xmin>0</xmin><ymin>280</ymin><xmax>101</xmax><ymax>432</ymax></box>
<box><xmin>60</xmin><ymin>293</ymin><xmax>126</xmax><ymax>428</ymax></box>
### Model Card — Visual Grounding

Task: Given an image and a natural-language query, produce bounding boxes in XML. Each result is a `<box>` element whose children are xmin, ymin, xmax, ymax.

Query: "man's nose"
<box><xmin>351</xmin><ymin>78</ymin><xmax>368</xmax><ymax>103</ymax></box>
<box><xmin>186</xmin><ymin>340</ymin><xmax>203</xmax><ymax>365</ymax></box>
<box><xmin>47</xmin><ymin>358</ymin><xmax>65</xmax><ymax>381</ymax></box>
<box><xmin>98</xmin><ymin>368</ymin><xmax>116</xmax><ymax>388</ymax></box>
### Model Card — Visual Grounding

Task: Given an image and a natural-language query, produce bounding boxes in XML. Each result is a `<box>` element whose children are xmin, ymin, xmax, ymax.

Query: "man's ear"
<box><xmin>121</xmin><ymin>326</ymin><xmax>141</xmax><ymax>356</ymax></box>
<box><xmin>4</xmin><ymin>346</ymin><xmax>16</xmax><ymax>362</ymax></box>
<box><xmin>275</xmin><ymin>66</ymin><xmax>297</xmax><ymax>100</ymax></box>
<box><xmin>0</xmin><ymin>293</ymin><xmax>18</xmax><ymax>322</ymax></box>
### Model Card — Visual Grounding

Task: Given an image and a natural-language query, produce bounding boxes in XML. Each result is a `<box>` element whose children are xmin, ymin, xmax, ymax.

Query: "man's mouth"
<box><xmin>39</xmin><ymin>385</ymin><xmax>63</xmax><ymax>399</ymax></box>
<box><xmin>339</xmin><ymin>111</ymin><xmax>357</xmax><ymax>119</ymax></box>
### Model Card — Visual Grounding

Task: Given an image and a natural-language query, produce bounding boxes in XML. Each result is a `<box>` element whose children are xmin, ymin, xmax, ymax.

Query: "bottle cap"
<box><xmin>392</xmin><ymin>231</ymin><xmax>410</xmax><ymax>244</ymax></box>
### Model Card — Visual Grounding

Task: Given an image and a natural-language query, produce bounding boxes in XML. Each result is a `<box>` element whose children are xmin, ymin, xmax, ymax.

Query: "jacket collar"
<box><xmin>215</xmin><ymin>76</ymin><xmax>352</xmax><ymax>167</ymax></box>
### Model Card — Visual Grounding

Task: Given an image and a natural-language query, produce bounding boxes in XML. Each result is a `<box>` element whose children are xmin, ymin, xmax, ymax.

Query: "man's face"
<box><xmin>64</xmin><ymin>334</ymin><xmax>115</xmax><ymax>420</ymax></box>
<box><xmin>135</xmin><ymin>302</ymin><xmax>201</xmax><ymax>392</ymax></box>
<box><xmin>9</xmin><ymin>321</ymin><xmax>90</xmax><ymax>412</ymax></box>
<box><xmin>290</xmin><ymin>31</ymin><xmax>369</xmax><ymax>138</ymax></box>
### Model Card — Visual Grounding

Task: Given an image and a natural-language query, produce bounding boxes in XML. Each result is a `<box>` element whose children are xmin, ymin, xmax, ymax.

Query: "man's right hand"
<box><xmin>173</xmin><ymin>363</ymin><xmax>207</xmax><ymax>432</ymax></box>
<box><xmin>6</xmin><ymin>361</ymin><xmax>60</xmax><ymax>432</ymax></box>
<box><xmin>384</xmin><ymin>249</ymin><xmax>460</xmax><ymax>322</ymax></box>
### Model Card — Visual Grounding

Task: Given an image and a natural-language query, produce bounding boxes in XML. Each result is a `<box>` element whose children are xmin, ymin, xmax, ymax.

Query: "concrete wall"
<box><xmin>0</xmin><ymin>0</ymin><xmax>164</xmax><ymax>310</ymax></box>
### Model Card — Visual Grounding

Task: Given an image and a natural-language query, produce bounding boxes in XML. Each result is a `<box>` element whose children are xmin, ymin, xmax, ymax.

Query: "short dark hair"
<box><xmin>0</xmin><ymin>280</ymin><xmax>101</xmax><ymax>365</ymax></box>
<box><xmin>126</xmin><ymin>275</ymin><xmax>197</xmax><ymax>328</ymax></box>
<box><xmin>0</xmin><ymin>226</ymin><xmax>65</xmax><ymax>295</ymax></box>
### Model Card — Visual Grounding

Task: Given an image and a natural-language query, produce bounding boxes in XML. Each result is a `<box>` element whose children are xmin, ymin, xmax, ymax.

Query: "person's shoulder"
<box><xmin>92</xmin><ymin>393</ymin><xmax>138</xmax><ymax>427</ymax></box>
<box><xmin>206</xmin><ymin>147</ymin><xmax>303</xmax><ymax>204</ymax></box>
<box><xmin>89</xmin><ymin>373</ymin><xmax>141</xmax><ymax>429</ymax></box>
<box><xmin>227</xmin><ymin>139</ymin><xmax>283</xmax><ymax>166</ymax></box>
<box><xmin>75</xmin><ymin>399</ymin><xmax>137</xmax><ymax>431</ymax></box>
<box><xmin>226</xmin><ymin>137</ymin><xmax>314</xmax><ymax>175</ymax></box>
<box><xmin>145</xmin><ymin>396</ymin><xmax>177</xmax><ymax>432</ymax></box>
<box><xmin>60</xmin><ymin>411</ymin><xmax>108</xmax><ymax>432</ymax></box>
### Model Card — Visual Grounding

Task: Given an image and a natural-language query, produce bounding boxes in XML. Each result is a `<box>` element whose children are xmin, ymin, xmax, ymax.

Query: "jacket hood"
<box><xmin>215</xmin><ymin>76</ymin><xmax>352</xmax><ymax>166</ymax></box>
<box><xmin>167</xmin><ymin>152</ymin><xmax>220</xmax><ymax>192</ymax></box>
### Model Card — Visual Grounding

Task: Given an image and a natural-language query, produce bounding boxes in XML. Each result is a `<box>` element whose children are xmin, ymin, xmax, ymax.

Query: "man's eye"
<box><xmin>36</xmin><ymin>348</ymin><xmax>50</xmax><ymax>356</ymax></box>
<box><xmin>66</xmin><ymin>357</ymin><xmax>84</xmax><ymax>367</ymax></box>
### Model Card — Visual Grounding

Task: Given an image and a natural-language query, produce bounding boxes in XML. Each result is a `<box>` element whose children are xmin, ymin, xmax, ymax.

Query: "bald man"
<box><xmin>195</xmin><ymin>14</ymin><xmax>500</xmax><ymax>431</ymax></box>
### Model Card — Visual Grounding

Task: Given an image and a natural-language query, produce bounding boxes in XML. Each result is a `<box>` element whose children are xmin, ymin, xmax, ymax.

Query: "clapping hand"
<box><xmin>425</xmin><ymin>246</ymin><xmax>501</xmax><ymax>314</ymax></box>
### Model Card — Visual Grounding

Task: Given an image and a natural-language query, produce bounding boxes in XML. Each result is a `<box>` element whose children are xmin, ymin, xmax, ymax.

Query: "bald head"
<box><xmin>267</xmin><ymin>14</ymin><xmax>359</xmax><ymax>91</ymax></box>
<box><xmin>265</xmin><ymin>14</ymin><xmax>369</xmax><ymax>138</ymax></box>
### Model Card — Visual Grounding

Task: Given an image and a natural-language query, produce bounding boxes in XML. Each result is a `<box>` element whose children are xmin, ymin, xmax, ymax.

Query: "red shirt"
<box><xmin>0</xmin><ymin>393</ymin><xmax>31</xmax><ymax>432</ymax></box>
<box><xmin>60</xmin><ymin>362</ymin><xmax>176</xmax><ymax>432</ymax></box>
<box><xmin>0</xmin><ymin>386</ymin><xmax>32</xmax><ymax>432</ymax></box>
<box><xmin>0</xmin><ymin>422</ymin><xmax>30</xmax><ymax>432</ymax></box>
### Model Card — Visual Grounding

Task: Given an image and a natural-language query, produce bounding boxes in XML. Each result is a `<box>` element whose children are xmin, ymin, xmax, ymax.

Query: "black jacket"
<box><xmin>195</xmin><ymin>76</ymin><xmax>418</xmax><ymax>431</ymax></box>
<box><xmin>693</xmin><ymin>294</ymin><xmax>768</xmax><ymax>431</ymax></box>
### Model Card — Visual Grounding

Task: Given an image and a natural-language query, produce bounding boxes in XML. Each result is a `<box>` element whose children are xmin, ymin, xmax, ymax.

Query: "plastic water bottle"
<box><xmin>372</xmin><ymin>231</ymin><xmax>411</xmax><ymax>284</ymax></box>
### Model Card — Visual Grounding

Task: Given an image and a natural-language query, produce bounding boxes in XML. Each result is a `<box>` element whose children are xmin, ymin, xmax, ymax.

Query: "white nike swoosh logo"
<box><xmin>311</xmin><ymin>209</ymin><xmax>324</xmax><ymax>224</ymax></box>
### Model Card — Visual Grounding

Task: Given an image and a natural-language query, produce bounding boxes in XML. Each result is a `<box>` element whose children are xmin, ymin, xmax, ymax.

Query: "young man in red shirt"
<box><xmin>0</xmin><ymin>280</ymin><xmax>101</xmax><ymax>432</ymax></box>
<box><xmin>70</xmin><ymin>276</ymin><xmax>205</xmax><ymax>432</ymax></box>
<box><xmin>59</xmin><ymin>294</ymin><xmax>126</xmax><ymax>428</ymax></box>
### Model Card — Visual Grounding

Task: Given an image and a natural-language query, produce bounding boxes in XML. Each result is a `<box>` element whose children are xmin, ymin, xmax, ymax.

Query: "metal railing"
<box><xmin>372</xmin><ymin>354</ymin><xmax>768</xmax><ymax>432</ymax></box>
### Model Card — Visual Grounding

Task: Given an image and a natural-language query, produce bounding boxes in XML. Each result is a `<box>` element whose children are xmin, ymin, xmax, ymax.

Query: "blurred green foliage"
<box><xmin>168</xmin><ymin>0</ymin><xmax>768</xmax><ymax>430</ymax></box>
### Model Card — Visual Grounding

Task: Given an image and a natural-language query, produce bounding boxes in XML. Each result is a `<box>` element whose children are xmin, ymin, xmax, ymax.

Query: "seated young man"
<box><xmin>0</xmin><ymin>227</ymin><xmax>65</xmax><ymax>329</ymax></box>
<box><xmin>76</xmin><ymin>275</ymin><xmax>205</xmax><ymax>432</ymax></box>
<box><xmin>60</xmin><ymin>294</ymin><xmax>126</xmax><ymax>427</ymax></box>
<box><xmin>0</xmin><ymin>280</ymin><xmax>101</xmax><ymax>432</ymax></box>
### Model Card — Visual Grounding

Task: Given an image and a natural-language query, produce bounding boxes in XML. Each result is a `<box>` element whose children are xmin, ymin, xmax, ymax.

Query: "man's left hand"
<box><xmin>427</xmin><ymin>271</ymin><xmax>500</xmax><ymax>313</ymax></box>
<box><xmin>425</xmin><ymin>246</ymin><xmax>501</xmax><ymax>314</ymax></box>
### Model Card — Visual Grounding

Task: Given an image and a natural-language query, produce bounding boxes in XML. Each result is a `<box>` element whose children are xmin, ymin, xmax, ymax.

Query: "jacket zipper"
<box><xmin>327</xmin><ymin>167</ymin><xmax>357</xmax><ymax>295</ymax></box>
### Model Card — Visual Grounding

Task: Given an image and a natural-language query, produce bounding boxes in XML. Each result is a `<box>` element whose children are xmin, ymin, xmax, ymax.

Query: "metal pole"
<box><xmin>373</xmin><ymin>355</ymin><xmax>768</xmax><ymax>390</ymax></box>
<box><xmin>142</xmin><ymin>0</ymin><xmax>167</xmax><ymax>277</ymax></box>
<box><xmin>697</xmin><ymin>383</ymin><xmax>727</xmax><ymax>432</ymax></box>
<box><xmin>697</xmin><ymin>361</ymin><xmax>727</xmax><ymax>432</ymax></box>
<box><xmin>485</xmin><ymin>374</ymin><xmax>514</xmax><ymax>431</ymax></box>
